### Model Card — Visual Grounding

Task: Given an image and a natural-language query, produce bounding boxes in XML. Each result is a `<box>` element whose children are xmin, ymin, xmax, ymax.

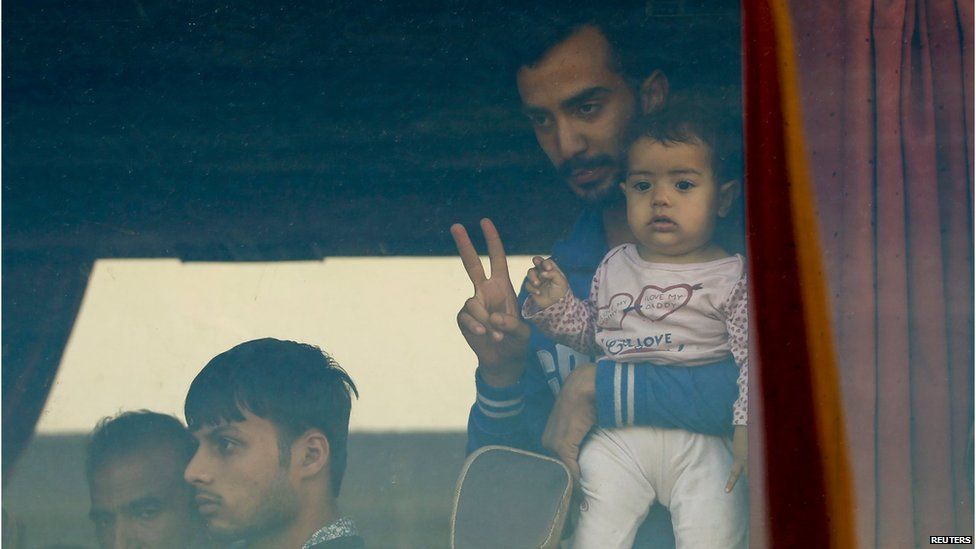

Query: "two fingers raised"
<box><xmin>450</xmin><ymin>219</ymin><xmax>510</xmax><ymax>286</ymax></box>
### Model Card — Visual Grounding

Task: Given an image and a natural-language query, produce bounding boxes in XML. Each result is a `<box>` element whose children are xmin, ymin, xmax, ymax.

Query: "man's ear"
<box><xmin>294</xmin><ymin>430</ymin><xmax>330</xmax><ymax>479</ymax></box>
<box><xmin>718</xmin><ymin>180</ymin><xmax>740</xmax><ymax>217</ymax></box>
<box><xmin>640</xmin><ymin>70</ymin><xmax>669</xmax><ymax>115</ymax></box>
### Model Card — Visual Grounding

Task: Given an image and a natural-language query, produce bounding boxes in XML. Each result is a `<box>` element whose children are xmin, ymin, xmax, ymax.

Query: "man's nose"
<box><xmin>183</xmin><ymin>449</ymin><xmax>211</xmax><ymax>485</ymax></box>
<box><xmin>555</xmin><ymin>118</ymin><xmax>587</xmax><ymax>160</ymax></box>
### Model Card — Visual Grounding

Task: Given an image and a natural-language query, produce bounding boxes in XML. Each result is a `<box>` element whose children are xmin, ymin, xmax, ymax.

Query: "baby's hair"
<box><xmin>627</xmin><ymin>95</ymin><xmax>742</xmax><ymax>185</ymax></box>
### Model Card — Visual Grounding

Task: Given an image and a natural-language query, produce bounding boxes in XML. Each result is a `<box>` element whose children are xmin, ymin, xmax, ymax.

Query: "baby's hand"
<box><xmin>725</xmin><ymin>425</ymin><xmax>747</xmax><ymax>492</ymax></box>
<box><xmin>526</xmin><ymin>256</ymin><xmax>570</xmax><ymax>309</ymax></box>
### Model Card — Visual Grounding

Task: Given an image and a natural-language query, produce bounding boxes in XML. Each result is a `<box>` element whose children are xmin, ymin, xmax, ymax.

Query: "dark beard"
<box><xmin>556</xmin><ymin>154</ymin><xmax>616</xmax><ymax>181</ymax></box>
<box><xmin>556</xmin><ymin>153</ymin><xmax>623</xmax><ymax>207</ymax></box>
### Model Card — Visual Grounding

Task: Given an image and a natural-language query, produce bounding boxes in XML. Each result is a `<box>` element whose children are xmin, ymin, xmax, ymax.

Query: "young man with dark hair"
<box><xmin>86</xmin><ymin>410</ymin><xmax>212</xmax><ymax>549</ymax></box>
<box><xmin>183</xmin><ymin>338</ymin><xmax>363</xmax><ymax>549</ymax></box>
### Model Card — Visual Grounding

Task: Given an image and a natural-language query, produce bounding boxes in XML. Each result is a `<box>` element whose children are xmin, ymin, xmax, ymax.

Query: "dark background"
<box><xmin>4</xmin><ymin>0</ymin><xmax>740</xmax><ymax>259</ymax></box>
<box><xmin>3</xmin><ymin>1</ymin><xmax>740</xmax><ymax>546</ymax></box>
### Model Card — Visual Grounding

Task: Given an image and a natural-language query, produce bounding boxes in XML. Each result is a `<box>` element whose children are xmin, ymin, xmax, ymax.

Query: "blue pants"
<box><xmin>595</xmin><ymin>355</ymin><xmax>739</xmax><ymax>436</ymax></box>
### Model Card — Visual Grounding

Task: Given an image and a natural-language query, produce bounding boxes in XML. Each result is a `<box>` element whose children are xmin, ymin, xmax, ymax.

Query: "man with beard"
<box><xmin>456</xmin><ymin>14</ymin><xmax>669</xmax><ymax>480</ymax></box>
<box><xmin>86</xmin><ymin>411</ymin><xmax>213</xmax><ymax>549</ymax></box>
<box><xmin>183</xmin><ymin>338</ymin><xmax>364</xmax><ymax>549</ymax></box>
<box><xmin>451</xmin><ymin>13</ymin><xmax>681</xmax><ymax>548</ymax></box>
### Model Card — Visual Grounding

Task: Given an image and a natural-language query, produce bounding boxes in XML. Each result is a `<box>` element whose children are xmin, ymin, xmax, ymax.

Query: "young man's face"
<box><xmin>621</xmin><ymin>137</ymin><xmax>735</xmax><ymax>262</ymax></box>
<box><xmin>517</xmin><ymin>25</ymin><xmax>638</xmax><ymax>205</ymax></box>
<box><xmin>184</xmin><ymin>409</ymin><xmax>300</xmax><ymax>541</ymax></box>
<box><xmin>89</xmin><ymin>445</ymin><xmax>202</xmax><ymax>549</ymax></box>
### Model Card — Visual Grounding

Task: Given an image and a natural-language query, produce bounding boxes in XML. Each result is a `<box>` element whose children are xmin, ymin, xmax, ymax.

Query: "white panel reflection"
<box><xmin>36</xmin><ymin>255</ymin><xmax>538</xmax><ymax>433</ymax></box>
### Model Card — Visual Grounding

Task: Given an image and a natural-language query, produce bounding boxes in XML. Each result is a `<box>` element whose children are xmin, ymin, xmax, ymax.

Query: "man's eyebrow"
<box><xmin>208</xmin><ymin>424</ymin><xmax>239</xmax><ymax>437</ymax></box>
<box><xmin>560</xmin><ymin>86</ymin><xmax>613</xmax><ymax>110</ymax></box>
<box><xmin>198</xmin><ymin>423</ymin><xmax>239</xmax><ymax>440</ymax></box>
<box><xmin>521</xmin><ymin>87</ymin><xmax>614</xmax><ymax>117</ymax></box>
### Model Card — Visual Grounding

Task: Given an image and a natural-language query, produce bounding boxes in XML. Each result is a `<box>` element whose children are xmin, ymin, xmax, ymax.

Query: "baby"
<box><xmin>523</xmin><ymin>101</ymin><xmax>748</xmax><ymax>548</ymax></box>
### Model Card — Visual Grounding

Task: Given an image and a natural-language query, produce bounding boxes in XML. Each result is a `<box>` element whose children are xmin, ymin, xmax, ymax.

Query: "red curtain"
<box><xmin>785</xmin><ymin>1</ymin><xmax>974</xmax><ymax>546</ymax></box>
<box><xmin>744</xmin><ymin>2</ymin><xmax>856</xmax><ymax>546</ymax></box>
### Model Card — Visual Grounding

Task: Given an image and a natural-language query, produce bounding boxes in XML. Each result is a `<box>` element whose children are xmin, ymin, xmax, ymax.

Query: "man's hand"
<box><xmin>451</xmin><ymin>219</ymin><xmax>531</xmax><ymax>387</ymax></box>
<box><xmin>542</xmin><ymin>363</ymin><xmax>597</xmax><ymax>480</ymax></box>
<box><xmin>525</xmin><ymin>256</ymin><xmax>570</xmax><ymax>310</ymax></box>
<box><xmin>725</xmin><ymin>425</ymin><xmax>747</xmax><ymax>492</ymax></box>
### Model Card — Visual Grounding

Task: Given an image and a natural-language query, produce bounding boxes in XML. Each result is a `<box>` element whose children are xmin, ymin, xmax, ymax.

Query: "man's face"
<box><xmin>184</xmin><ymin>409</ymin><xmax>300</xmax><ymax>541</ymax></box>
<box><xmin>517</xmin><ymin>25</ymin><xmax>638</xmax><ymax>204</ymax></box>
<box><xmin>89</xmin><ymin>446</ymin><xmax>202</xmax><ymax>549</ymax></box>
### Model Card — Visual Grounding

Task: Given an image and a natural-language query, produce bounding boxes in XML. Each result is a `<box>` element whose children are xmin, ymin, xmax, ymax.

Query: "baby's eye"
<box><xmin>633</xmin><ymin>181</ymin><xmax>651</xmax><ymax>191</ymax></box>
<box><xmin>675</xmin><ymin>180</ymin><xmax>695</xmax><ymax>191</ymax></box>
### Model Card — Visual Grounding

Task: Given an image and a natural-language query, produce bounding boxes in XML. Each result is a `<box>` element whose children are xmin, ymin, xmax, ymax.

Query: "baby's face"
<box><xmin>621</xmin><ymin>137</ymin><xmax>734</xmax><ymax>262</ymax></box>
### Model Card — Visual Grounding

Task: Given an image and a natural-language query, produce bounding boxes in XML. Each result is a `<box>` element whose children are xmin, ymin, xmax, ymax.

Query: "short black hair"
<box><xmin>184</xmin><ymin>338</ymin><xmax>359</xmax><ymax>497</ymax></box>
<box><xmin>86</xmin><ymin>410</ymin><xmax>198</xmax><ymax>483</ymax></box>
<box><xmin>506</xmin><ymin>5</ymin><xmax>667</xmax><ymax>88</ymax></box>
<box><xmin>503</xmin><ymin>3</ymin><xmax>741</xmax><ymax>102</ymax></box>
<box><xmin>627</xmin><ymin>94</ymin><xmax>742</xmax><ymax>185</ymax></box>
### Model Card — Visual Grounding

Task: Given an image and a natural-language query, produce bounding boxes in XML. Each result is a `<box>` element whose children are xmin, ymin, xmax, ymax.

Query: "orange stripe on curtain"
<box><xmin>767</xmin><ymin>2</ymin><xmax>856</xmax><ymax>545</ymax></box>
<box><xmin>743</xmin><ymin>1</ymin><xmax>855</xmax><ymax>546</ymax></box>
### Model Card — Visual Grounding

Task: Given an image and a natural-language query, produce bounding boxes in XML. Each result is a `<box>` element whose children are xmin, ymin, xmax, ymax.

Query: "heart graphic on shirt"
<box><xmin>597</xmin><ymin>293</ymin><xmax>634</xmax><ymax>331</ymax></box>
<box><xmin>635</xmin><ymin>284</ymin><xmax>696</xmax><ymax>322</ymax></box>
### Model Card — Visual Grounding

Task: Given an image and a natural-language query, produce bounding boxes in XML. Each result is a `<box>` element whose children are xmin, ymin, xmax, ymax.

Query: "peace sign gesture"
<box><xmin>451</xmin><ymin>218</ymin><xmax>531</xmax><ymax>387</ymax></box>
